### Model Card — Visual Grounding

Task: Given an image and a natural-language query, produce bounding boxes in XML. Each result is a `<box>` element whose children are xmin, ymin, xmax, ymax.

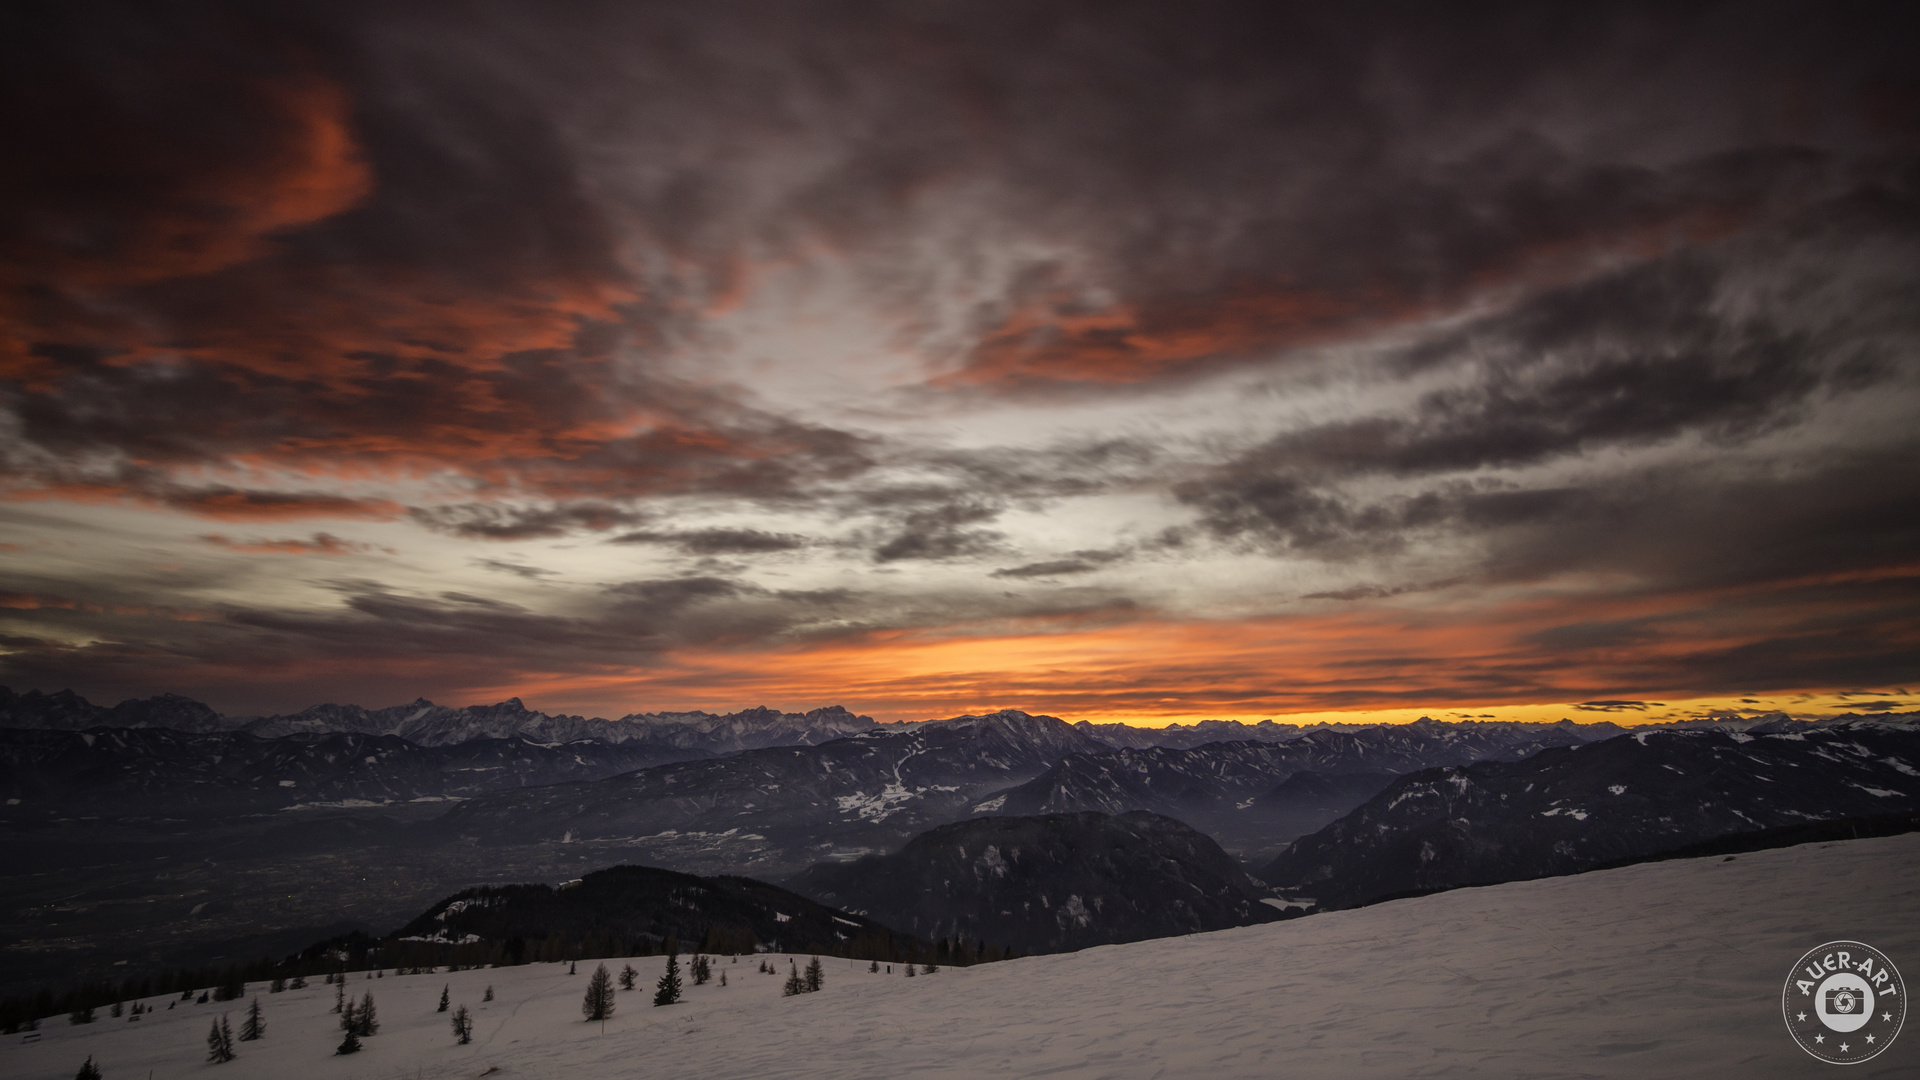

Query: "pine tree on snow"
<box><xmin>75</xmin><ymin>1056</ymin><xmax>101</xmax><ymax>1080</ymax></box>
<box><xmin>483</xmin><ymin>986</ymin><xmax>494</xmax><ymax>1002</ymax></box>
<box><xmin>438</xmin><ymin>984</ymin><xmax>450</xmax><ymax>1012</ymax></box>
<box><xmin>355</xmin><ymin>992</ymin><xmax>378</xmax><ymax>1036</ymax></box>
<box><xmin>582</xmin><ymin>964</ymin><xmax>615</xmax><ymax>1022</ymax></box>
<box><xmin>719</xmin><ymin>971</ymin><xmax>727</xmax><ymax>987</ymax></box>
<box><xmin>451</xmin><ymin>1004</ymin><xmax>473</xmax><ymax>1045</ymax></box>
<box><xmin>653</xmin><ymin>953</ymin><xmax>682</xmax><ymax>1007</ymax></box>
<box><xmin>691</xmin><ymin>955</ymin><xmax>711</xmax><ymax>986</ymax></box>
<box><xmin>206</xmin><ymin>1015</ymin><xmax>236</xmax><ymax>1063</ymax></box>
<box><xmin>110</xmin><ymin>1001</ymin><xmax>122</xmax><ymax>1018</ymax></box>
<box><xmin>619</xmin><ymin>964</ymin><xmax>637</xmax><ymax>991</ymax></box>
<box><xmin>869</xmin><ymin>960</ymin><xmax>880</xmax><ymax>974</ymax></box>
<box><xmin>289</xmin><ymin>975</ymin><xmax>307</xmax><ymax>990</ymax></box>
<box><xmin>804</xmin><ymin>957</ymin><xmax>823</xmax><ymax>992</ymax></box>
<box><xmin>782</xmin><ymin>961</ymin><xmax>806</xmax><ymax>997</ymax></box>
<box><xmin>333</xmin><ymin>979</ymin><xmax>345</xmax><ymax>1014</ymax></box>
<box><xmin>340</xmin><ymin>1000</ymin><xmax>356</xmax><ymax>1035</ymax></box>
<box><xmin>336</xmin><ymin>1027</ymin><xmax>361</xmax><ymax>1056</ymax></box>
<box><xmin>239</xmin><ymin>997</ymin><xmax>264</xmax><ymax>1041</ymax></box>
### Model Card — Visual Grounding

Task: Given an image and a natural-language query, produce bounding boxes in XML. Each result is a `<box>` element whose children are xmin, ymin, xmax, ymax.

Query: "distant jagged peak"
<box><xmin>923</xmin><ymin>707</ymin><xmax>1070</xmax><ymax>729</ymax></box>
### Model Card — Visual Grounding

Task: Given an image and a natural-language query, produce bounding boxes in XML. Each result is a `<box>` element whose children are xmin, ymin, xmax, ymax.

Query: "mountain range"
<box><xmin>0</xmin><ymin>727</ymin><xmax>706</xmax><ymax>823</ymax></box>
<box><xmin>1262</xmin><ymin>724</ymin><xmax>1920</xmax><ymax>908</ymax></box>
<box><xmin>0</xmin><ymin>686</ymin><xmax>878</xmax><ymax>753</ymax></box>
<box><xmin>434</xmin><ymin>710</ymin><xmax>1112</xmax><ymax>879</ymax></box>
<box><xmin>989</xmin><ymin>718</ymin><xmax>1618</xmax><ymax>860</ymax></box>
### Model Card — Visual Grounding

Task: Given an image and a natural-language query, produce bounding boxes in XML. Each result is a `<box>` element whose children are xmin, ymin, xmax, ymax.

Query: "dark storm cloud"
<box><xmin>411</xmin><ymin>502</ymin><xmax>647</xmax><ymax>540</ymax></box>
<box><xmin>871</xmin><ymin>503</ymin><xmax>1005</xmax><ymax>563</ymax></box>
<box><xmin>991</xmin><ymin>549</ymin><xmax>1129</xmax><ymax>579</ymax></box>
<box><xmin>7</xmin><ymin>0</ymin><xmax>1913</xmax><ymax>496</ymax></box>
<box><xmin>474</xmin><ymin>558</ymin><xmax>557</xmax><ymax>579</ymax></box>
<box><xmin>1180</xmin><ymin>187</ymin><xmax>1920</xmax><ymax>564</ymax></box>
<box><xmin>608</xmin><ymin>528</ymin><xmax>808</xmax><ymax>555</ymax></box>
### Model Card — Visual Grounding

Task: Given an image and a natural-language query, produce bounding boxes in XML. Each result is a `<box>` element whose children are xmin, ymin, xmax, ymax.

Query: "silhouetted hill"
<box><xmin>786</xmin><ymin>811</ymin><xmax>1284</xmax><ymax>954</ymax></box>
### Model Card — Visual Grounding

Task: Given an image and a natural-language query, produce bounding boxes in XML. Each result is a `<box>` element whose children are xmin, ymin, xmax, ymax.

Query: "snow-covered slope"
<box><xmin>10</xmin><ymin>833</ymin><xmax>1916</xmax><ymax>1079</ymax></box>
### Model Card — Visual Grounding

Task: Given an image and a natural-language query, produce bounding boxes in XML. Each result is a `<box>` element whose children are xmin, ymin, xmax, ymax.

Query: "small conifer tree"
<box><xmin>923</xmin><ymin>961</ymin><xmax>938</xmax><ymax>975</ymax></box>
<box><xmin>804</xmin><ymin>956</ymin><xmax>824</xmax><ymax>992</ymax></box>
<box><xmin>869</xmin><ymin>959</ymin><xmax>879</xmax><ymax>973</ymax></box>
<box><xmin>239</xmin><ymin>997</ymin><xmax>264</xmax><ymax>1041</ymax></box>
<box><xmin>451</xmin><ymin>1004</ymin><xmax>473</xmax><ymax>1044</ymax></box>
<box><xmin>110</xmin><ymin>1001</ymin><xmax>123</xmax><ymax>1018</ymax></box>
<box><xmin>75</xmin><ymin>1056</ymin><xmax>102</xmax><ymax>1080</ymax></box>
<box><xmin>206</xmin><ymin>1015</ymin><xmax>236</xmax><ymax>1063</ymax></box>
<box><xmin>904</xmin><ymin>962</ymin><xmax>915</xmax><ymax>977</ymax></box>
<box><xmin>582</xmin><ymin>964</ymin><xmax>615</xmax><ymax>1022</ymax></box>
<box><xmin>355</xmin><ymin>992</ymin><xmax>378</xmax><ymax>1036</ymax></box>
<box><xmin>336</xmin><ymin>1027</ymin><xmax>361</xmax><ymax>1055</ymax></box>
<box><xmin>269</xmin><ymin>976</ymin><xmax>285</xmax><ymax>993</ymax></box>
<box><xmin>289</xmin><ymin>975</ymin><xmax>306</xmax><ymax>990</ymax></box>
<box><xmin>483</xmin><ymin>985</ymin><xmax>494</xmax><ymax>1002</ymax></box>
<box><xmin>619</xmin><ymin>964</ymin><xmax>636</xmax><ymax>991</ymax></box>
<box><xmin>438</xmin><ymin>984</ymin><xmax>450</xmax><ymax>1012</ymax></box>
<box><xmin>340</xmin><ymin>1000</ymin><xmax>356</xmax><ymax>1034</ymax></box>
<box><xmin>782</xmin><ymin>961</ymin><xmax>806</xmax><ymax>997</ymax></box>
<box><xmin>719</xmin><ymin>971</ymin><xmax>727</xmax><ymax>987</ymax></box>
<box><xmin>333</xmin><ymin>979</ymin><xmax>345</xmax><ymax>1014</ymax></box>
<box><xmin>691</xmin><ymin>955</ymin><xmax>711</xmax><ymax>986</ymax></box>
<box><xmin>653</xmin><ymin>953</ymin><xmax>682</xmax><ymax>1007</ymax></box>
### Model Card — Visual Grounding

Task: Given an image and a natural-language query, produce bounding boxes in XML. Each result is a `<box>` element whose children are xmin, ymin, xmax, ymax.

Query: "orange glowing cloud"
<box><xmin>476</xmin><ymin>568</ymin><xmax>1920</xmax><ymax>724</ymax></box>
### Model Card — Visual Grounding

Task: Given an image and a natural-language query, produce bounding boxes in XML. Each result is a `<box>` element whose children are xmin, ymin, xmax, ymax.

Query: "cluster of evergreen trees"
<box><xmin>781</xmin><ymin>957</ymin><xmax>824</xmax><ymax>996</ymax></box>
<box><xmin>1</xmin><ymin>921</ymin><xmax>1030</xmax><ymax>1033</ymax></box>
<box><xmin>335</xmin><ymin>990</ymin><xmax>378</xmax><ymax>1055</ymax></box>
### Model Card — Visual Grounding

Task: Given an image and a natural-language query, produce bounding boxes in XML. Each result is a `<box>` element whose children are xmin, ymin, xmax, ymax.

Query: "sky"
<box><xmin>2</xmin><ymin>1</ymin><xmax>1917</xmax><ymax>725</ymax></box>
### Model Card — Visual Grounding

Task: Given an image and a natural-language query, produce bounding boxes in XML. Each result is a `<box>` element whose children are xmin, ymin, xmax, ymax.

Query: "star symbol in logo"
<box><xmin>1815</xmin><ymin>1034</ymin><xmax>1824</xmax><ymax>1044</ymax></box>
<box><xmin>1884</xmin><ymin>1011</ymin><xmax>1894</xmax><ymax>1022</ymax></box>
<box><xmin>1866</xmin><ymin>1034</ymin><xmax>1876</xmax><ymax>1044</ymax></box>
<box><xmin>1797</xmin><ymin>1012</ymin><xmax>1807</xmax><ymax>1021</ymax></box>
<box><xmin>1840</xmin><ymin>1042</ymin><xmax>1849</xmax><ymax>1052</ymax></box>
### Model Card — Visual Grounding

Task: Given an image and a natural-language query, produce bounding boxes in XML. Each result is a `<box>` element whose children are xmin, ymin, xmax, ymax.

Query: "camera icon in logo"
<box><xmin>1815</xmin><ymin>972</ymin><xmax>1875</xmax><ymax>1034</ymax></box>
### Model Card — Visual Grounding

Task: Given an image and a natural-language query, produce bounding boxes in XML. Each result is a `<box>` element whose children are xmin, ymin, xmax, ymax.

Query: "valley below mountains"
<box><xmin>4</xmin><ymin>682</ymin><xmax>1918</xmax><ymax>1004</ymax></box>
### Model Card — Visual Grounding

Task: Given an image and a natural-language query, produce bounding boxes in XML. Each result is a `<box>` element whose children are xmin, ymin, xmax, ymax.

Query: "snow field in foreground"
<box><xmin>5</xmin><ymin>832</ymin><xmax>1918</xmax><ymax>1080</ymax></box>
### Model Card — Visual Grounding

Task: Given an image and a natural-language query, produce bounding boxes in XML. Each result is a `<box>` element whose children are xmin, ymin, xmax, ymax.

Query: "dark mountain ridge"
<box><xmin>434</xmin><ymin>710</ymin><xmax>1114</xmax><ymax>878</ymax></box>
<box><xmin>0</xmin><ymin>727</ymin><xmax>708</xmax><ymax>823</ymax></box>
<box><xmin>390</xmin><ymin>863</ymin><xmax>914</xmax><ymax>962</ymax></box>
<box><xmin>990</xmin><ymin>718</ymin><xmax>1616</xmax><ymax>861</ymax></box>
<box><xmin>1262</xmin><ymin>724</ymin><xmax>1920</xmax><ymax>909</ymax></box>
<box><xmin>786</xmin><ymin>811</ymin><xmax>1284</xmax><ymax>954</ymax></box>
<box><xmin>0</xmin><ymin>685</ymin><xmax>879</xmax><ymax>753</ymax></box>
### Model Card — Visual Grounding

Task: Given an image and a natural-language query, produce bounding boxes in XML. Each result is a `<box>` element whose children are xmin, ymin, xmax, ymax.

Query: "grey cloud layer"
<box><xmin>2</xmin><ymin>1</ymin><xmax>1917</xmax><ymax>710</ymax></box>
